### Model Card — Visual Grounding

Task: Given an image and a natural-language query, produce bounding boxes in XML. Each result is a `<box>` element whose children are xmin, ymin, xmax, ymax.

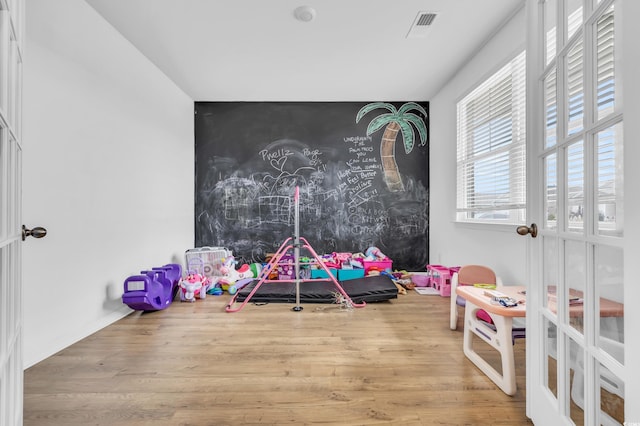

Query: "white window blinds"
<box><xmin>456</xmin><ymin>51</ymin><xmax>526</xmax><ymax>223</ymax></box>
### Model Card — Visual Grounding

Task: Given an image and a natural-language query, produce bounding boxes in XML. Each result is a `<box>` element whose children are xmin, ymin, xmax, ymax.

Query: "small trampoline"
<box><xmin>235</xmin><ymin>275</ymin><xmax>398</xmax><ymax>304</ymax></box>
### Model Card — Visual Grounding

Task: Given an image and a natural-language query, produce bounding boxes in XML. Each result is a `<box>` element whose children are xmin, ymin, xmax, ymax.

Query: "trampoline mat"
<box><xmin>235</xmin><ymin>275</ymin><xmax>398</xmax><ymax>304</ymax></box>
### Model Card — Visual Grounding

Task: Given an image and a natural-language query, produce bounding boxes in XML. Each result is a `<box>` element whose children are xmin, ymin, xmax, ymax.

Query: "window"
<box><xmin>456</xmin><ymin>51</ymin><xmax>526</xmax><ymax>223</ymax></box>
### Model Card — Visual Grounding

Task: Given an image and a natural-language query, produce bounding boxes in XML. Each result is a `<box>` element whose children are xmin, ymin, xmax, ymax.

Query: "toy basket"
<box><xmin>410</xmin><ymin>272</ymin><xmax>431</xmax><ymax>287</ymax></box>
<box><xmin>185</xmin><ymin>246</ymin><xmax>230</xmax><ymax>279</ymax></box>
<box><xmin>363</xmin><ymin>259</ymin><xmax>393</xmax><ymax>274</ymax></box>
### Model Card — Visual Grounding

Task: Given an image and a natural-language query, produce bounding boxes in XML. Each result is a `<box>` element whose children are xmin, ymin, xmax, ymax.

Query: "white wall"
<box><xmin>22</xmin><ymin>0</ymin><xmax>194</xmax><ymax>368</ymax></box>
<box><xmin>429</xmin><ymin>7</ymin><xmax>527</xmax><ymax>285</ymax></box>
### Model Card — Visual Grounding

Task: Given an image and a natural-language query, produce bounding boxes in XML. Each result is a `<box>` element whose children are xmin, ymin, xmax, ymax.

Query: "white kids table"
<box><xmin>455</xmin><ymin>285</ymin><xmax>526</xmax><ymax>396</ymax></box>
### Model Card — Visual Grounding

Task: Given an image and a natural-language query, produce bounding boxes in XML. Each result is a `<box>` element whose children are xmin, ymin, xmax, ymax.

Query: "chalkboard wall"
<box><xmin>194</xmin><ymin>102</ymin><xmax>429</xmax><ymax>271</ymax></box>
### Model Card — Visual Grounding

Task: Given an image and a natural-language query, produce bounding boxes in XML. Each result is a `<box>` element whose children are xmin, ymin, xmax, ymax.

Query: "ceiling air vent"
<box><xmin>406</xmin><ymin>11</ymin><xmax>438</xmax><ymax>39</ymax></box>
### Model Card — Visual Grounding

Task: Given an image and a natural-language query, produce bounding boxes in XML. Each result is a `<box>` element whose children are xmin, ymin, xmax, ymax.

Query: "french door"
<box><xmin>526</xmin><ymin>0</ymin><xmax>627</xmax><ymax>424</ymax></box>
<box><xmin>0</xmin><ymin>2</ymin><xmax>23</xmax><ymax>425</ymax></box>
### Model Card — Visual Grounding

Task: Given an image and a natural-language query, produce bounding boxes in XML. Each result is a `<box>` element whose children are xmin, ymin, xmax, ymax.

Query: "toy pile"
<box><xmin>307</xmin><ymin>246</ymin><xmax>414</xmax><ymax>295</ymax></box>
<box><xmin>122</xmin><ymin>245</ymin><xmax>421</xmax><ymax>312</ymax></box>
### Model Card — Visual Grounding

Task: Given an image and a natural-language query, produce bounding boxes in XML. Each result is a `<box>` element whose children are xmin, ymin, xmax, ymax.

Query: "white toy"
<box><xmin>218</xmin><ymin>256</ymin><xmax>257</xmax><ymax>291</ymax></box>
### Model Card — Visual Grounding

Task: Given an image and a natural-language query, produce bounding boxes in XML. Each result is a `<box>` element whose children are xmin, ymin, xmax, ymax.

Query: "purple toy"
<box><xmin>122</xmin><ymin>263</ymin><xmax>182</xmax><ymax>311</ymax></box>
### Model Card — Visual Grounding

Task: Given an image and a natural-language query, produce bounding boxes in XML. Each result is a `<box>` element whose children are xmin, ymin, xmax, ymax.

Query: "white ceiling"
<box><xmin>85</xmin><ymin>0</ymin><xmax>525</xmax><ymax>102</ymax></box>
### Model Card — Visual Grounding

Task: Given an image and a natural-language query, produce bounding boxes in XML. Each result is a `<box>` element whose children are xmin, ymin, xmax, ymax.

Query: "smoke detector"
<box><xmin>294</xmin><ymin>6</ymin><xmax>316</xmax><ymax>22</ymax></box>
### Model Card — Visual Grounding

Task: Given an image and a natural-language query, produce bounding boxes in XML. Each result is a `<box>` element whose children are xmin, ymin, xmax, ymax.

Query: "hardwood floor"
<box><xmin>24</xmin><ymin>290</ymin><xmax>532</xmax><ymax>425</ymax></box>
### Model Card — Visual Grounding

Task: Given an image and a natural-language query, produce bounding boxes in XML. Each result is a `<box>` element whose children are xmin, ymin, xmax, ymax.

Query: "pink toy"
<box><xmin>218</xmin><ymin>256</ymin><xmax>256</xmax><ymax>290</ymax></box>
<box><xmin>179</xmin><ymin>272</ymin><xmax>210</xmax><ymax>302</ymax></box>
<box><xmin>332</xmin><ymin>252</ymin><xmax>353</xmax><ymax>268</ymax></box>
<box><xmin>318</xmin><ymin>253</ymin><xmax>340</xmax><ymax>269</ymax></box>
<box><xmin>365</xmin><ymin>246</ymin><xmax>387</xmax><ymax>261</ymax></box>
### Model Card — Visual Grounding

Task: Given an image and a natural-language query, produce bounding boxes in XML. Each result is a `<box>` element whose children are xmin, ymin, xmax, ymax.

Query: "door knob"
<box><xmin>22</xmin><ymin>225</ymin><xmax>47</xmax><ymax>241</ymax></box>
<box><xmin>516</xmin><ymin>223</ymin><xmax>537</xmax><ymax>238</ymax></box>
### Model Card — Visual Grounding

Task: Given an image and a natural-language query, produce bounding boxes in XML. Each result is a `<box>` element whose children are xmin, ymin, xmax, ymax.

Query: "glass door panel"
<box><xmin>544</xmin><ymin>235</ymin><xmax>559</xmax><ymax>310</ymax></box>
<box><xmin>545</xmin><ymin>69</ymin><xmax>558</xmax><ymax>148</ymax></box>
<box><xmin>596</xmin><ymin>5</ymin><xmax>616</xmax><ymax>121</ymax></box>
<box><xmin>567</xmin><ymin>0</ymin><xmax>583</xmax><ymax>40</ymax></box>
<box><xmin>565</xmin><ymin>240</ymin><xmax>586</xmax><ymax>333</ymax></box>
<box><xmin>544</xmin><ymin>153</ymin><xmax>558</xmax><ymax>230</ymax></box>
<box><xmin>596</xmin><ymin>123</ymin><xmax>623</xmax><ymax>237</ymax></box>
<box><xmin>598</xmin><ymin>361</ymin><xmax>624</xmax><ymax>424</ymax></box>
<box><xmin>545</xmin><ymin>318</ymin><xmax>559</xmax><ymax>399</ymax></box>
<box><xmin>568</xmin><ymin>337</ymin><xmax>585</xmax><ymax>425</ymax></box>
<box><xmin>566</xmin><ymin>37</ymin><xmax>584</xmax><ymax>137</ymax></box>
<box><xmin>566</xmin><ymin>141</ymin><xmax>584</xmax><ymax>233</ymax></box>
<box><xmin>595</xmin><ymin>244</ymin><xmax>624</xmax><ymax>358</ymax></box>
<box><xmin>545</xmin><ymin>0</ymin><xmax>558</xmax><ymax>65</ymax></box>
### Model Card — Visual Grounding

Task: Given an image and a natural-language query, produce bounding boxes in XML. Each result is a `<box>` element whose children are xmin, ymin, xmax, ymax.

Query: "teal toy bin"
<box><xmin>310</xmin><ymin>268</ymin><xmax>337</xmax><ymax>279</ymax></box>
<box><xmin>337</xmin><ymin>269</ymin><xmax>365</xmax><ymax>281</ymax></box>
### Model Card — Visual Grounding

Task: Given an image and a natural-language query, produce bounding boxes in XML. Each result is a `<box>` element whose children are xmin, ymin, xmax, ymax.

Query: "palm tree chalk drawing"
<box><xmin>356</xmin><ymin>102</ymin><xmax>428</xmax><ymax>192</ymax></box>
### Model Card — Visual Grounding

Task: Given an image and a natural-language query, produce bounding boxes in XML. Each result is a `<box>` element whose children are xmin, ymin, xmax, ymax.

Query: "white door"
<box><xmin>526</xmin><ymin>0</ymin><xmax>628</xmax><ymax>424</ymax></box>
<box><xmin>0</xmin><ymin>2</ymin><xmax>24</xmax><ymax>425</ymax></box>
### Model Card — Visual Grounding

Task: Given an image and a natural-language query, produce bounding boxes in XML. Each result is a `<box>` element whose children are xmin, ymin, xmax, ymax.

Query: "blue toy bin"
<box><xmin>310</xmin><ymin>268</ymin><xmax>337</xmax><ymax>279</ymax></box>
<box><xmin>337</xmin><ymin>268</ymin><xmax>365</xmax><ymax>281</ymax></box>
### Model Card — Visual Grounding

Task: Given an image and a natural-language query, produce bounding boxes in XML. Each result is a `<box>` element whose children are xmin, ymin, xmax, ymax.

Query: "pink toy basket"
<box><xmin>410</xmin><ymin>272</ymin><xmax>431</xmax><ymax>287</ymax></box>
<box><xmin>363</xmin><ymin>259</ymin><xmax>393</xmax><ymax>274</ymax></box>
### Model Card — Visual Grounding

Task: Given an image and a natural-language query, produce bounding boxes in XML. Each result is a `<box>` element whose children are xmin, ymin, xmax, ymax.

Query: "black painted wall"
<box><xmin>194</xmin><ymin>102</ymin><xmax>429</xmax><ymax>271</ymax></box>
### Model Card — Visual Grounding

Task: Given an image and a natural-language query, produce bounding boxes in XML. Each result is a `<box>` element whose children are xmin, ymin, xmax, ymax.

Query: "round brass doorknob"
<box><xmin>22</xmin><ymin>225</ymin><xmax>47</xmax><ymax>241</ymax></box>
<box><xmin>516</xmin><ymin>223</ymin><xmax>537</xmax><ymax>238</ymax></box>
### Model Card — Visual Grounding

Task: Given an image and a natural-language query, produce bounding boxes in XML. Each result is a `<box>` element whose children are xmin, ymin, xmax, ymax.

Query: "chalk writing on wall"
<box><xmin>194</xmin><ymin>102</ymin><xmax>429</xmax><ymax>271</ymax></box>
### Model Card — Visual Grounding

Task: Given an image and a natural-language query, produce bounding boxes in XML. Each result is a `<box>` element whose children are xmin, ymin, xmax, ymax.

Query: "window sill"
<box><xmin>454</xmin><ymin>220</ymin><xmax>518</xmax><ymax>233</ymax></box>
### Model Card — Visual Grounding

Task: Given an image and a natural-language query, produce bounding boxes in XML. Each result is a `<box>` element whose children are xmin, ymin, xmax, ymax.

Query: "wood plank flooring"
<box><xmin>24</xmin><ymin>289</ymin><xmax>532</xmax><ymax>425</ymax></box>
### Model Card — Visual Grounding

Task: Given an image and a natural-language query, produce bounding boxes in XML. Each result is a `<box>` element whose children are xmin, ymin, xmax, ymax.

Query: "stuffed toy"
<box><xmin>179</xmin><ymin>273</ymin><xmax>208</xmax><ymax>302</ymax></box>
